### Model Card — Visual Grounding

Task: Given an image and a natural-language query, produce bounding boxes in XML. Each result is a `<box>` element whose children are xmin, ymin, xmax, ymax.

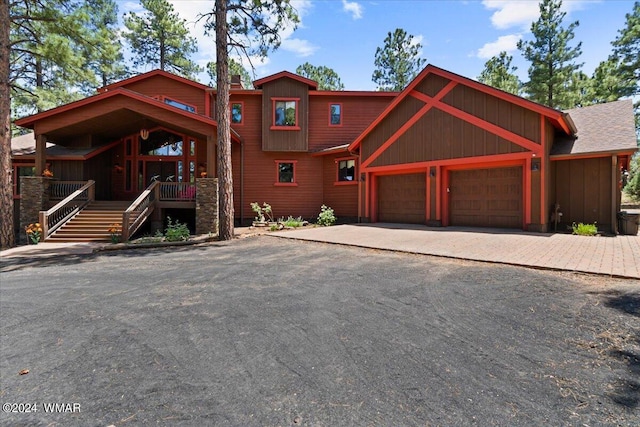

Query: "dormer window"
<box><xmin>272</xmin><ymin>98</ymin><xmax>300</xmax><ymax>129</ymax></box>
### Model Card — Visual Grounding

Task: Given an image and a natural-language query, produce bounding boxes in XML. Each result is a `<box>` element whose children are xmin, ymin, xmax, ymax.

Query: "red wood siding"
<box><xmin>309</xmin><ymin>96</ymin><xmax>393</xmax><ymax>151</ymax></box>
<box><xmin>322</xmin><ymin>154</ymin><xmax>358</xmax><ymax>218</ymax></box>
<box><xmin>118</xmin><ymin>74</ymin><xmax>207</xmax><ymax>115</ymax></box>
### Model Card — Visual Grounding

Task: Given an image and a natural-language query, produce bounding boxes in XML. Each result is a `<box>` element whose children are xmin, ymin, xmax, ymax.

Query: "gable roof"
<box><xmin>97</xmin><ymin>69</ymin><xmax>210</xmax><ymax>93</ymax></box>
<box><xmin>14</xmin><ymin>87</ymin><xmax>242</xmax><ymax>143</ymax></box>
<box><xmin>551</xmin><ymin>99</ymin><xmax>638</xmax><ymax>157</ymax></box>
<box><xmin>348</xmin><ymin>64</ymin><xmax>576</xmax><ymax>152</ymax></box>
<box><xmin>253</xmin><ymin>71</ymin><xmax>318</xmax><ymax>90</ymax></box>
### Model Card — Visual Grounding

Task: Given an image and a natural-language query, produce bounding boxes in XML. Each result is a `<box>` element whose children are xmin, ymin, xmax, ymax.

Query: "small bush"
<box><xmin>164</xmin><ymin>217</ymin><xmax>190</xmax><ymax>241</ymax></box>
<box><xmin>251</xmin><ymin>202</ymin><xmax>274</xmax><ymax>223</ymax></box>
<box><xmin>572</xmin><ymin>222</ymin><xmax>598</xmax><ymax>236</ymax></box>
<box><xmin>279</xmin><ymin>216</ymin><xmax>305</xmax><ymax>228</ymax></box>
<box><xmin>317</xmin><ymin>205</ymin><xmax>336</xmax><ymax>226</ymax></box>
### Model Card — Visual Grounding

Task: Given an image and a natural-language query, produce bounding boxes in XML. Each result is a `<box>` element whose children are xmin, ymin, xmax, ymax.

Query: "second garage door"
<box><xmin>449</xmin><ymin>167</ymin><xmax>522</xmax><ymax>229</ymax></box>
<box><xmin>377</xmin><ymin>173</ymin><xmax>426</xmax><ymax>224</ymax></box>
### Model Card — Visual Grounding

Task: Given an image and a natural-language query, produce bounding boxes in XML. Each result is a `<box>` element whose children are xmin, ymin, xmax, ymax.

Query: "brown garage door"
<box><xmin>377</xmin><ymin>173</ymin><xmax>426</xmax><ymax>224</ymax></box>
<box><xmin>449</xmin><ymin>167</ymin><xmax>522</xmax><ymax>228</ymax></box>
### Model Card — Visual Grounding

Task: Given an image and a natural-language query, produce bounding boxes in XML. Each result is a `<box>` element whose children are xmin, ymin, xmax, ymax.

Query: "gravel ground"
<box><xmin>1</xmin><ymin>236</ymin><xmax>638</xmax><ymax>426</ymax></box>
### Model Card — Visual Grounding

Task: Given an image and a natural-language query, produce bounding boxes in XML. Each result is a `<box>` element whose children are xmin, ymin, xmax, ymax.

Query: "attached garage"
<box><xmin>349</xmin><ymin>65</ymin><xmax>636</xmax><ymax>234</ymax></box>
<box><xmin>449</xmin><ymin>167</ymin><xmax>522</xmax><ymax>229</ymax></box>
<box><xmin>377</xmin><ymin>173</ymin><xmax>426</xmax><ymax>224</ymax></box>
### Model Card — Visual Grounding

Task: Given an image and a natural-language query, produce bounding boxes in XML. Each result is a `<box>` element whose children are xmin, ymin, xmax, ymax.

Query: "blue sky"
<box><xmin>120</xmin><ymin>0</ymin><xmax>635</xmax><ymax>90</ymax></box>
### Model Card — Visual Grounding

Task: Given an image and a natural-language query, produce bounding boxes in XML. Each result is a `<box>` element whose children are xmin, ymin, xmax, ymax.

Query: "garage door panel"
<box><xmin>450</xmin><ymin>167</ymin><xmax>522</xmax><ymax>229</ymax></box>
<box><xmin>378</xmin><ymin>173</ymin><xmax>426</xmax><ymax>224</ymax></box>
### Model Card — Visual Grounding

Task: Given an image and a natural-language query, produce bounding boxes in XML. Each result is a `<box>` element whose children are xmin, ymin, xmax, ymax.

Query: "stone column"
<box><xmin>19</xmin><ymin>176</ymin><xmax>51</xmax><ymax>244</ymax></box>
<box><xmin>196</xmin><ymin>178</ymin><xmax>219</xmax><ymax>236</ymax></box>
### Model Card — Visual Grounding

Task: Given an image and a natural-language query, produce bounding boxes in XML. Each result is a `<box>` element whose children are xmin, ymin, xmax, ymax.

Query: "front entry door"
<box><xmin>146</xmin><ymin>161</ymin><xmax>177</xmax><ymax>185</ymax></box>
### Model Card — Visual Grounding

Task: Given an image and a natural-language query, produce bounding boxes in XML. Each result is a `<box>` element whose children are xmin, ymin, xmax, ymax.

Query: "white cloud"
<box><xmin>482</xmin><ymin>0</ymin><xmax>594</xmax><ymax>30</ymax></box>
<box><xmin>477</xmin><ymin>34</ymin><xmax>521</xmax><ymax>58</ymax></box>
<box><xmin>482</xmin><ymin>0</ymin><xmax>540</xmax><ymax>30</ymax></box>
<box><xmin>342</xmin><ymin>0</ymin><xmax>363</xmax><ymax>20</ymax></box>
<box><xmin>281</xmin><ymin>38</ymin><xmax>318</xmax><ymax>57</ymax></box>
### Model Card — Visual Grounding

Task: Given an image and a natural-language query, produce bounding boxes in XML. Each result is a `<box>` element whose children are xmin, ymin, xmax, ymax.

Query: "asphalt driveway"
<box><xmin>1</xmin><ymin>237</ymin><xmax>638</xmax><ymax>426</ymax></box>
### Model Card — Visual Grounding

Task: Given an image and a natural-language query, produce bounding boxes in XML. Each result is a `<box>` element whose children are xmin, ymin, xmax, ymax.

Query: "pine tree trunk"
<box><xmin>215</xmin><ymin>0</ymin><xmax>234</xmax><ymax>240</ymax></box>
<box><xmin>0</xmin><ymin>0</ymin><xmax>15</xmax><ymax>249</ymax></box>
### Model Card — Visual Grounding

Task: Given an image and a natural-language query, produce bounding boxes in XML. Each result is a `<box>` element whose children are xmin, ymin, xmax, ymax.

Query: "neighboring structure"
<box><xmin>12</xmin><ymin>65</ymin><xmax>637</xmax><ymax>242</ymax></box>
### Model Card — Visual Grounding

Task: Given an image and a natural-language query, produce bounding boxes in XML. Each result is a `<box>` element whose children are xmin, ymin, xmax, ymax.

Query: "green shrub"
<box><xmin>572</xmin><ymin>222</ymin><xmax>598</xmax><ymax>236</ymax></box>
<box><xmin>164</xmin><ymin>217</ymin><xmax>190</xmax><ymax>241</ymax></box>
<box><xmin>279</xmin><ymin>216</ymin><xmax>305</xmax><ymax>228</ymax></box>
<box><xmin>250</xmin><ymin>202</ymin><xmax>273</xmax><ymax>222</ymax></box>
<box><xmin>317</xmin><ymin>205</ymin><xmax>336</xmax><ymax>226</ymax></box>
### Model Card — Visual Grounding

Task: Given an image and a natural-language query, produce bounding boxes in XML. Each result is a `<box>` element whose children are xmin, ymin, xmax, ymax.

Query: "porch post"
<box><xmin>19</xmin><ymin>176</ymin><xmax>50</xmax><ymax>244</ymax></box>
<box><xmin>206</xmin><ymin>134</ymin><xmax>216</xmax><ymax>177</ymax></box>
<box><xmin>196</xmin><ymin>177</ymin><xmax>219</xmax><ymax>235</ymax></box>
<box><xmin>35</xmin><ymin>133</ymin><xmax>47</xmax><ymax>175</ymax></box>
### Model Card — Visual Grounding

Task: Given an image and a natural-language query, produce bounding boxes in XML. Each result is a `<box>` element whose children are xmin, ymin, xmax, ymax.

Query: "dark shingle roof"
<box><xmin>11</xmin><ymin>132</ymin><xmax>100</xmax><ymax>158</ymax></box>
<box><xmin>551</xmin><ymin>99</ymin><xmax>638</xmax><ymax>156</ymax></box>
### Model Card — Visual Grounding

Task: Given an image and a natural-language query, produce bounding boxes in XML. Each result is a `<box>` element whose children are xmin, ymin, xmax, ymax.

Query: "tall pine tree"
<box><xmin>82</xmin><ymin>0</ymin><xmax>128</xmax><ymax>88</ymax></box>
<box><xmin>200</xmin><ymin>0</ymin><xmax>299</xmax><ymax>240</ymax></box>
<box><xmin>372</xmin><ymin>28</ymin><xmax>426</xmax><ymax>92</ymax></box>
<box><xmin>477</xmin><ymin>52</ymin><xmax>521</xmax><ymax>95</ymax></box>
<box><xmin>296</xmin><ymin>63</ymin><xmax>344</xmax><ymax>90</ymax></box>
<box><xmin>123</xmin><ymin>0</ymin><xmax>201</xmax><ymax>78</ymax></box>
<box><xmin>517</xmin><ymin>0</ymin><xmax>583</xmax><ymax>109</ymax></box>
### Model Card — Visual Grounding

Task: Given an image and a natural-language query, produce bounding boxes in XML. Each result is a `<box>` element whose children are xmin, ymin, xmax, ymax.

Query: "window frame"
<box><xmin>329</xmin><ymin>103</ymin><xmax>343</xmax><ymax>127</ymax></box>
<box><xmin>153</xmin><ymin>95</ymin><xmax>197</xmax><ymax>113</ymax></box>
<box><xmin>231</xmin><ymin>101</ymin><xmax>244</xmax><ymax>125</ymax></box>
<box><xmin>271</xmin><ymin>98</ymin><xmax>300</xmax><ymax>130</ymax></box>
<box><xmin>335</xmin><ymin>156</ymin><xmax>358</xmax><ymax>186</ymax></box>
<box><xmin>274</xmin><ymin>160</ymin><xmax>298</xmax><ymax>186</ymax></box>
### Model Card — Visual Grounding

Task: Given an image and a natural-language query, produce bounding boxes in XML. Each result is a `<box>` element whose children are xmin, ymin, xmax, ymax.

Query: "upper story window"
<box><xmin>272</xmin><ymin>98</ymin><xmax>299</xmax><ymax>129</ymax></box>
<box><xmin>329</xmin><ymin>103</ymin><xmax>342</xmax><ymax>126</ymax></box>
<box><xmin>164</xmin><ymin>97</ymin><xmax>196</xmax><ymax>113</ymax></box>
<box><xmin>154</xmin><ymin>95</ymin><xmax>197</xmax><ymax>113</ymax></box>
<box><xmin>231</xmin><ymin>102</ymin><xmax>243</xmax><ymax>124</ymax></box>
<box><xmin>337</xmin><ymin>158</ymin><xmax>356</xmax><ymax>183</ymax></box>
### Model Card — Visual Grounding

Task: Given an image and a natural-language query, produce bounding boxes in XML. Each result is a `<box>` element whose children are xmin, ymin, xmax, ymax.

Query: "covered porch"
<box><xmin>13</xmin><ymin>88</ymin><xmax>236</xmax><ymax>242</ymax></box>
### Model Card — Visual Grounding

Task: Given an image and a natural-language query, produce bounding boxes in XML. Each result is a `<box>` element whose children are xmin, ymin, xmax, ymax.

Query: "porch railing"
<box><xmin>49</xmin><ymin>181</ymin><xmax>88</xmax><ymax>201</ymax></box>
<box><xmin>121</xmin><ymin>181</ymin><xmax>160</xmax><ymax>242</ymax></box>
<box><xmin>40</xmin><ymin>180</ymin><xmax>95</xmax><ymax>239</ymax></box>
<box><xmin>159</xmin><ymin>182</ymin><xmax>196</xmax><ymax>201</ymax></box>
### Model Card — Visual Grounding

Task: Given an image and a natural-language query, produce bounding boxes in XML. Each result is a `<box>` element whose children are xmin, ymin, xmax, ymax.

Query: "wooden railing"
<box><xmin>49</xmin><ymin>181</ymin><xmax>88</xmax><ymax>201</ymax></box>
<box><xmin>40</xmin><ymin>180</ymin><xmax>95</xmax><ymax>239</ymax></box>
<box><xmin>159</xmin><ymin>182</ymin><xmax>196</xmax><ymax>201</ymax></box>
<box><xmin>121</xmin><ymin>181</ymin><xmax>160</xmax><ymax>242</ymax></box>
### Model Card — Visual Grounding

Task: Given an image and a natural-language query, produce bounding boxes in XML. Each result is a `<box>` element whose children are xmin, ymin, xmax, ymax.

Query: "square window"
<box><xmin>278</xmin><ymin>162</ymin><xmax>295</xmax><ymax>183</ymax></box>
<box><xmin>231</xmin><ymin>103</ymin><xmax>243</xmax><ymax>124</ymax></box>
<box><xmin>338</xmin><ymin>159</ymin><xmax>356</xmax><ymax>181</ymax></box>
<box><xmin>330</xmin><ymin>104</ymin><xmax>342</xmax><ymax>126</ymax></box>
<box><xmin>274</xmin><ymin>100</ymin><xmax>297</xmax><ymax>127</ymax></box>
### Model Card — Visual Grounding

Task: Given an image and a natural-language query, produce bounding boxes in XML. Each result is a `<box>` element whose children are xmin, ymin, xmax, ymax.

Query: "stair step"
<box><xmin>44</xmin><ymin>200</ymin><xmax>147</xmax><ymax>243</ymax></box>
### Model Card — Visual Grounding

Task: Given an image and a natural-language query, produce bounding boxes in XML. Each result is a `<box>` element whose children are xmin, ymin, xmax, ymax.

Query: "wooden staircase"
<box><xmin>46</xmin><ymin>201</ymin><xmax>133</xmax><ymax>243</ymax></box>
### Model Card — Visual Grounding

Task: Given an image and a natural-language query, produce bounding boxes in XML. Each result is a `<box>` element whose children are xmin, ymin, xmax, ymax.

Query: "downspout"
<box><xmin>240</xmin><ymin>139</ymin><xmax>244</xmax><ymax>226</ymax></box>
